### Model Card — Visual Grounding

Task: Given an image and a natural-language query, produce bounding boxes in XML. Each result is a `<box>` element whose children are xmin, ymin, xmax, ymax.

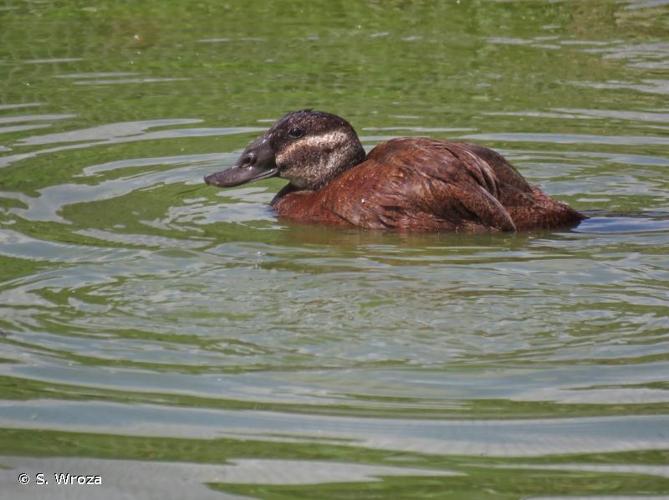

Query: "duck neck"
<box><xmin>315</xmin><ymin>138</ymin><xmax>366</xmax><ymax>189</ymax></box>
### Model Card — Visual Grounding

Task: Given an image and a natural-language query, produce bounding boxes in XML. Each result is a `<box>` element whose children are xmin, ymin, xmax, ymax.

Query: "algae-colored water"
<box><xmin>1</xmin><ymin>1</ymin><xmax>669</xmax><ymax>498</ymax></box>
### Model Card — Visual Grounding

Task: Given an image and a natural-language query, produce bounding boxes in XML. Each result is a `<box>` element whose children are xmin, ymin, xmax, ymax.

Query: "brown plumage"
<box><xmin>205</xmin><ymin>110</ymin><xmax>584</xmax><ymax>233</ymax></box>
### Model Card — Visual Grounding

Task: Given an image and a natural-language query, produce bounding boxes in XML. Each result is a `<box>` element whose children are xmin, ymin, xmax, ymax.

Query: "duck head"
<box><xmin>204</xmin><ymin>110</ymin><xmax>366</xmax><ymax>190</ymax></box>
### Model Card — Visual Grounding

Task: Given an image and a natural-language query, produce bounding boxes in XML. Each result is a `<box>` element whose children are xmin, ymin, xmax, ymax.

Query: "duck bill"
<box><xmin>204</xmin><ymin>164</ymin><xmax>278</xmax><ymax>188</ymax></box>
<box><xmin>204</xmin><ymin>135</ymin><xmax>278</xmax><ymax>188</ymax></box>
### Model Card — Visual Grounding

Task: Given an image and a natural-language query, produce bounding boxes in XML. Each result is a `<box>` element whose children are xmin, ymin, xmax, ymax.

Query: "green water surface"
<box><xmin>1</xmin><ymin>0</ymin><xmax>669</xmax><ymax>498</ymax></box>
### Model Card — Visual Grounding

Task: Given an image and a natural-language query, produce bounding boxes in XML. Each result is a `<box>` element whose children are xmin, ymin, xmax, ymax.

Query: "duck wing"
<box><xmin>320</xmin><ymin>138</ymin><xmax>517</xmax><ymax>232</ymax></box>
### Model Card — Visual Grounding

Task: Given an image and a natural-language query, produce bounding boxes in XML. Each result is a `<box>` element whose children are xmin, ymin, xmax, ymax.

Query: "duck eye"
<box><xmin>288</xmin><ymin>127</ymin><xmax>305</xmax><ymax>139</ymax></box>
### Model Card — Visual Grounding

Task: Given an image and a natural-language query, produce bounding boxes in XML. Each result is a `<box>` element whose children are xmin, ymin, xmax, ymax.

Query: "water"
<box><xmin>1</xmin><ymin>0</ymin><xmax>669</xmax><ymax>498</ymax></box>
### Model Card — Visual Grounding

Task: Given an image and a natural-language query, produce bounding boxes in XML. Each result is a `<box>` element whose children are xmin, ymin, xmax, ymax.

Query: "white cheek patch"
<box><xmin>274</xmin><ymin>130</ymin><xmax>357</xmax><ymax>189</ymax></box>
<box><xmin>276</xmin><ymin>130</ymin><xmax>350</xmax><ymax>163</ymax></box>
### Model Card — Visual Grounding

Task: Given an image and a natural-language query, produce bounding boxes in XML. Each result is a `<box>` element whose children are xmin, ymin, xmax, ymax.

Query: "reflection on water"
<box><xmin>577</xmin><ymin>214</ymin><xmax>669</xmax><ymax>233</ymax></box>
<box><xmin>1</xmin><ymin>0</ymin><xmax>669</xmax><ymax>498</ymax></box>
<box><xmin>1</xmin><ymin>456</ymin><xmax>458</xmax><ymax>500</ymax></box>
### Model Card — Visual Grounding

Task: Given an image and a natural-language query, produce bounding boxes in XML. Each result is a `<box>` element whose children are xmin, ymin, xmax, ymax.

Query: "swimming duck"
<box><xmin>204</xmin><ymin>110</ymin><xmax>584</xmax><ymax>232</ymax></box>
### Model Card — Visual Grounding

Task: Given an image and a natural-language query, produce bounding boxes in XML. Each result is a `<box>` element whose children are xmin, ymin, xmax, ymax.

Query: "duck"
<box><xmin>204</xmin><ymin>110</ymin><xmax>585</xmax><ymax>232</ymax></box>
